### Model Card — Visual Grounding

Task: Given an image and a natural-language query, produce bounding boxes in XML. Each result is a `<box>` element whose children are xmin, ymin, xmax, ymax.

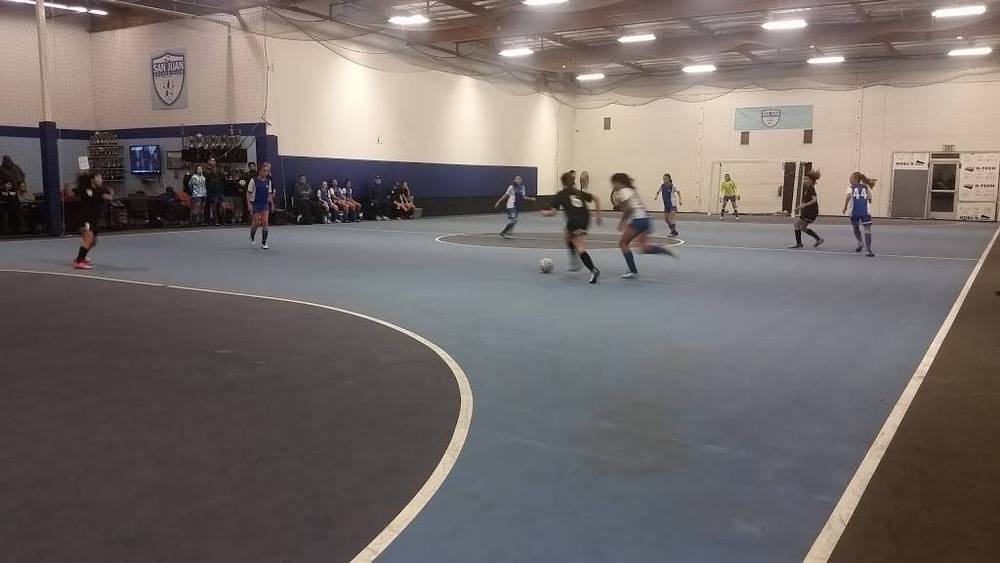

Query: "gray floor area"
<box><xmin>1</xmin><ymin>214</ymin><xmax>995</xmax><ymax>562</ymax></box>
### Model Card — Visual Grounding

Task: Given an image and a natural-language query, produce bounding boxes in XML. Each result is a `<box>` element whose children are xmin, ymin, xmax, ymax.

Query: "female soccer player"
<box><xmin>495</xmin><ymin>175</ymin><xmax>535</xmax><ymax>239</ymax></box>
<box><xmin>790</xmin><ymin>169</ymin><xmax>824</xmax><ymax>249</ymax></box>
<box><xmin>72</xmin><ymin>172</ymin><xmax>111</xmax><ymax>269</ymax></box>
<box><xmin>611</xmin><ymin>173</ymin><xmax>675</xmax><ymax>279</ymax></box>
<box><xmin>342</xmin><ymin>179</ymin><xmax>362</xmax><ymax>222</ymax></box>
<box><xmin>316</xmin><ymin>180</ymin><xmax>338</xmax><ymax>223</ymax></box>
<box><xmin>247</xmin><ymin>161</ymin><xmax>275</xmax><ymax>249</ymax></box>
<box><xmin>541</xmin><ymin>171</ymin><xmax>601</xmax><ymax>283</ymax></box>
<box><xmin>843</xmin><ymin>172</ymin><xmax>876</xmax><ymax>257</ymax></box>
<box><xmin>653</xmin><ymin>173</ymin><xmax>682</xmax><ymax>237</ymax></box>
<box><xmin>720</xmin><ymin>173</ymin><xmax>740</xmax><ymax>220</ymax></box>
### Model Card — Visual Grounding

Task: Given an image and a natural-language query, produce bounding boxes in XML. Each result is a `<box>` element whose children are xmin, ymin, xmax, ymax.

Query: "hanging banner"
<box><xmin>956</xmin><ymin>201</ymin><xmax>997</xmax><ymax>221</ymax></box>
<box><xmin>892</xmin><ymin>153</ymin><xmax>930</xmax><ymax>170</ymax></box>
<box><xmin>734</xmin><ymin>105</ymin><xmax>813</xmax><ymax>130</ymax></box>
<box><xmin>151</xmin><ymin>50</ymin><xmax>187</xmax><ymax>110</ymax></box>
<box><xmin>958</xmin><ymin>153</ymin><xmax>999</xmax><ymax>203</ymax></box>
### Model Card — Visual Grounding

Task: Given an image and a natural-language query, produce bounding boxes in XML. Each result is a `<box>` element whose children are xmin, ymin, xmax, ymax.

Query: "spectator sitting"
<box><xmin>316</xmin><ymin>180</ymin><xmax>339</xmax><ymax>224</ymax></box>
<box><xmin>16</xmin><ymin>181</ymin><xmax>35</xmax><ymax>202</ymax></box>
<box><xmin>61</xmin><ymin>182</ymin><xmax>76</xmax><ymax>201</ymax></box>
<box><xmin>341</xmin><ymin>179</ymin><xmax>362</xmax><ymax>222</ymax></box>
<box><xmin>394</xmin><ymin>180</ymin><xmax>416</xmax><ymax>219</ymax></box>
<box><xmin>0</xmin><ymin>155</ymin><xmax>26</xmax><ymax>191</ymax></box>
<box><xmin>17</xmin><ymin>182</ymin><xmax>39</xmax><ymax>233</ymax></box>
<box><xmin>293</xmin><ymin>174</ymin><xmax>321</xmax><ymax>224</ymax></box>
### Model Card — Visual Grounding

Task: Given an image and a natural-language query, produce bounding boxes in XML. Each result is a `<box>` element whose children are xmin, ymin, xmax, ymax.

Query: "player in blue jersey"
<box><xmin>495</xmin><ymin>175</ymin><xmax>536</xmax><ymax>239</ymax></box>
<box><xmin>610</xmin><ymin>173</ymin><xmax>676</xmax><ymax>279</ymax></box>
<box><xmin>843</xmin><ymin>172</ymin><xmax>876</xmax><ymax>257</ymax></box>
<box><xmin>653</xmin><ymin>173</ymin><xmax>682</xmax><ymax>237</ymax></box>
<box><xmin>246</xmin><ymin>161</ymin><xmax>275</xmax><ymax>249</ymax></box>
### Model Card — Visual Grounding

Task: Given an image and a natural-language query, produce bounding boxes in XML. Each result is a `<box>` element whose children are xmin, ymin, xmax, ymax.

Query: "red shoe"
<box><xmin>73</xmin><ymin>261</ymin><xmax>92</xmax><ymax>270</ymax></box>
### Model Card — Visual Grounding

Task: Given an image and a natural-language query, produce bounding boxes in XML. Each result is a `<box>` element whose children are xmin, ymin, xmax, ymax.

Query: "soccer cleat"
<box><xmin>788</xmin><ymin>243</ymin><xmax>804</xmax><ymax>249</ymax></box>
<box><xmin>855</xmin><ymin>245</ymin><xmax>864</xmax><ymax>253</ymax></box>
<box><xmin>72</xmin><ymin>261</ymin><xmax>92</xmax><ymax>270</ymax></box>
<box><xmin>814</xmin><ymin>238</ymin><xmax>825</xmax><ymax>248</ymax></box>
<box><xmin>250</xmin><ymin>239</ymin><xmax>256</xmax><ymax>248</ymax></box>
<box><xmin>261</xmin><ymin>243</ymin><xmax>269</xmax><ymax>250</ymax></box>
<box><xmin>719</xmin><ymin>216</ymin><xmax>725</xmax><ymax>221</ymax></box>
<box><xmin>866</xmin><ymin>251</ymin><xmax>876</xmax><ymax>257</ymax></box>
<box><xmin>735</xmin><ymin>216</ymin><xmax>741</xmax><ymax>221</ymax></box>
<box><xmin>670</xmin><ymin>231</ymin><xmax>679</xmax><ymax>237</ymax></box>
<box><xmin>499</xmin><ymin>233</ymin><xmax>511</xmax><ymax>240</ymax></box>
<box><xmin>589</xmin><ymin>269</ymin><xmax>600</xmax><ymax>284</ymax></box>
<box><xmin>621</xmin><ymin>272</ymin><xmax>638</xmax><ymax>279</ymax></box>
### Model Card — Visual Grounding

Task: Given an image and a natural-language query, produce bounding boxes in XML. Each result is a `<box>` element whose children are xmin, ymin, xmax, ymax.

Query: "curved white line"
<box><xmin>0</xmin><ymin>269</ymin><xmax>473</xmax><ymax>563</ymax></box>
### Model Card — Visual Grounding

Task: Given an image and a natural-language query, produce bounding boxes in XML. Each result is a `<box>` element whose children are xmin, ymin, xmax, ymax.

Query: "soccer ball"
<box><xmin>539</xmin><ymin>258</ymin><xmax>554</xmax><ymax>274</ymax></box>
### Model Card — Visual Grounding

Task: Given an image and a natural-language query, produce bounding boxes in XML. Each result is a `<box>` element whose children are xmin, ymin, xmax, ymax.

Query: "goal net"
<box><xmin>709</xmin><ymin>160</ymin><xmax>787</xmax><ymax>216</ymax></box>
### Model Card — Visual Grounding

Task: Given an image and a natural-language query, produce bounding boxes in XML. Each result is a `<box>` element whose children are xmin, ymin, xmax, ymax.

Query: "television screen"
<box><xmin>129</xmin><ymin>145</ymin><xmax>162</xmax><ymax>175</ymax></box>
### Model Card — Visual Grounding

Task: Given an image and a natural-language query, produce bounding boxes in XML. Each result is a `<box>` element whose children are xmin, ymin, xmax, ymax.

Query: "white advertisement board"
<box><xmin>958</xmin><ymin>153</ymin><xmax>1000</xmax><ymax>203</ymax></box>
<box><xmin>956</xmin><ymin>201</ymin><xmax>997</xmax><ymax>222</ymax></box>
<box><xmin>893</xmin><ymin>153</ymin><xmax>930</xmax><ymax>170</ymax></box>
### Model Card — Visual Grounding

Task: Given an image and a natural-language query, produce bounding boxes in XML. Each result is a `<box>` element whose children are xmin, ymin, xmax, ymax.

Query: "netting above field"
<box><xmin>163</xmin><ymin>5</ymin><xmax>1000</xmax><ymax>110</ymax></box>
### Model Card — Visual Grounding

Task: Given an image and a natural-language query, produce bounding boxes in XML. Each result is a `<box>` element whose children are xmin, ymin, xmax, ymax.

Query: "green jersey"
<box><xmin>721</xmin><ymin>180</ymin><xmax>739</xmax><ymax>197</ymax></box>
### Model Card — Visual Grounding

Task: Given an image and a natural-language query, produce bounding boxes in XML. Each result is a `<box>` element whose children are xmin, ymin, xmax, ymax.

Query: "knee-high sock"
<box><xmin>579</xmin><ymin>251</ymin><xmax>596</xmax><ymax>273</ymax></box>
<box><xmin>623</xmin><ymin>250</ymin><xmax>638</xmax><ymax>273</ymax></box>
<box><xmin>76</xmin><ymin>246</ymin><xmax>88</xmax><ymax>262</ymax></box>
<box><xmin>501</xmin><ymin>218</ymin><xmax>517</xmax><ymax>235</ymax></box>
<box><xmin>865</xmin><ymin>232</ymin><xmax>872</xmax><ymax>252</ymax></box>
<box><xmin>250</xmin><ymin>224</ymin><xmax>258</xmax><ymax>241</ymax></box>
<box><xmin>668</xmin><ymin>222</ymin><xmax>677</xmax><ymax>233</ymax></box>
<box><xmin>794</xmin><ymin>229</ymin><xmax>803</xmax><ymax>245</ymax></box>
<box><xmin>262</xmin><ymin>228</ymin><xmax>269</xmax><ymax>245</ymax></box>
<box><xmin>803</xmin><ymin>228</ymin><xmax>819</xmax><ymax>241</ymax></box>
<box><xmin>852</xmin><ymin>223</ymin><xmax>863</xmax><ymax>243</ymax></box>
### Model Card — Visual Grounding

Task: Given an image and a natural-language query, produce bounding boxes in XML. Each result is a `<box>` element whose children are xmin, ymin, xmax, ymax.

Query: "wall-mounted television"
<box><xmin>129</xmin><ymin>145</ymin><xmax>162</xmax><ymax>175</ymax></box>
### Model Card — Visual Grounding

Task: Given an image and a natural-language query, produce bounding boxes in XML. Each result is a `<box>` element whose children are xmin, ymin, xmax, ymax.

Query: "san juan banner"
<box><xmin>734</xmin><ymin>105</ymin><xmax>813</xmax><ymax>130</ymax></box>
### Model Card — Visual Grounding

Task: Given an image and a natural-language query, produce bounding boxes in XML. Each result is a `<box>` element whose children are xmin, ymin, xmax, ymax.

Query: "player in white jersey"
<box><xmin>610</xmin><ymin>173</ymin><xmax>676</xmax><ymax>279</ymax></box>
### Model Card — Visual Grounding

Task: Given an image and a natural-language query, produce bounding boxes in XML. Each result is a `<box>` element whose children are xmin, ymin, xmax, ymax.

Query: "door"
<box><xmin>928</xmin><ymin>161</ymin><xmax>959</xmax><ymax>219</ymax></box>
<box><xmin>890</xmin><ymin>170</ymin><xmax>931</xmax><ymax>218</ymax></box>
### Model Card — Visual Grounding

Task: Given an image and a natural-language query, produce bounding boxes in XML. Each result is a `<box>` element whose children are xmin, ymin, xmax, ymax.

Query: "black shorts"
<box><xmin>799</xmin><ymin>214</ymin><xmax>817</xmax><ymax>224</ymax></box>
<box><xmin>566</xmin><ymin>217</ymin><xmax>590</xmax><ymax>234</ymax></box>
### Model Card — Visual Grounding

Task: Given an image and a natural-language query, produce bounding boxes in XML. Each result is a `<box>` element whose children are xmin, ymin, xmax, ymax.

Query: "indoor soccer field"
<box><xmin>3</xmin><ymin>1</ymin><xmax>1000</xmax><ymax>562</ymax></box>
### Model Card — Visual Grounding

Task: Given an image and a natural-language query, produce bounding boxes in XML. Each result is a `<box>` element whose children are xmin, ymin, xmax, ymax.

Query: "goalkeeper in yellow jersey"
<box><xmin>720</xmin><ymin>173</ymin><xmax>740</xmax><ymax>221</ymax></box>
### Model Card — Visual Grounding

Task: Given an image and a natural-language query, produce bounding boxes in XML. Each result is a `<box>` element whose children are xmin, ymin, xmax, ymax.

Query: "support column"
<box><xmin>36</xmin><ymin>1</ymin><xmax>62</xmax><ymax>236</ymax></box>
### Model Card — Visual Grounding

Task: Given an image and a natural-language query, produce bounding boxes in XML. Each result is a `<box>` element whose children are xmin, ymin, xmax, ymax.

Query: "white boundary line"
<box><xmin>0</xmin><ymin>269</ymin><xmax>474</xmax><ymax>563</ymax></box>
<box><xmin>434</xmin><ymin>233</ymin><xmax>686</xmax><ymax>251</ymax></box>
<box><xmin>803</xmin><ymin>225</ymin><xmax>1000</xmax><ymax>563</ymax></box>
<box><xmin>681</xmin><ymin>243</ymin><xmax>978</xmax><ymax>262</ymax></box>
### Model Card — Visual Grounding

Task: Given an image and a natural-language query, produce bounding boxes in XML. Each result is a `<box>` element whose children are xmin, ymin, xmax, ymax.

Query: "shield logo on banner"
<box><xmin>761</xmin><ymin>108</ymin><xmax>781</xmax><ymax>128</ymax></box>
<box><xmin>151</xmin><ymin>53</ymin><xmax>185</xmax><ymax>106</ymax></box>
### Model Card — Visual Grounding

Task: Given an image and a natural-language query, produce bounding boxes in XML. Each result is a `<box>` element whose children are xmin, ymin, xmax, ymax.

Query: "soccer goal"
<box><xmin>709</xmin><ymin>160</ymin><xmax>795</xmax><ymax>216</ymax></box>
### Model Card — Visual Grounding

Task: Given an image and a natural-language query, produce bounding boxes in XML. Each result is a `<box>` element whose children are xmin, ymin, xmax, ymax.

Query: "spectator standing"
<box><xmin>61</xmin><ymin>182</ymin><xmax>76</xmax><ymax>201</ymax></box>
<box><xmin>370</xmin><ymin>175</ymin><xmax>389</xmax><ymax>220</ymax></box>
<box><xmin>204</xmin><ymin>157</ymin><xmax>226</xmax><ymax>226</ymax></box>
<box><xmin>189</xmin><ymin>166</ymin><xmax>207</xmax><ymax>225</ymax></box>
<box><xmin>0</xmin><ymin>180</ymin><xmax>19</xmax><ymax>235</ymax></box>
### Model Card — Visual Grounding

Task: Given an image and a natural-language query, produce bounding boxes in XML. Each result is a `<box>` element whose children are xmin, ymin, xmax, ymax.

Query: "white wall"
<box><xmin>0</xmin><ymin>10</ymin><xmax>95</xmax><ymax>129</ymax></box>
<box><xmin>570</xmin><ymin>82</ymin><xmax>1000</xmax><ymax>217</ymax></box>
<box><xmin>266</xmin><ymin>40</ymin><xmax>565</xmax><ymax>194</ymax></box>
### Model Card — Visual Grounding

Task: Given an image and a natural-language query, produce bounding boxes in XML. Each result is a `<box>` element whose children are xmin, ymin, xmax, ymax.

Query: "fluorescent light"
<box><xmin>932</xmin><ymin>5</ymin><xmax>986</xmax><ymax>18</ymax></box>
<box><xmin>388</xmin><ymin>14</ymin><xmax>430</xmax><ymax>25</ymax></box>
<box><xmin>618</xmin><ymin>33</ymin><xmax>656</xmax><ymax>44</ymax></box>
<box><xmin>682</xmin><ymin>64</ymin><xmax>716</xmax><ymax>73</ymax></box>
<box><xmin>576</xmin><ymin>73</ymin><xmax>606</xmax><ymax>81</ymax></box>
<box><xmin>807</xmin><ymin>55</ymin><xmax>845</xmax><ymax>64</ymax></box>
<box><xmin>499</xmin><ymin>47</ymin><xmax>534</xmax><ymax>57</ymax></box>
<box><xmin>762</xmin><ymin>19</ymin><xmax>808</xmax><ymax>30</ymax></box>
<box><xmin>5</xmin><ymin>0</ymin><xmax>107</xmax><ymax>14</ymax></box>
<box><xmin>523</xmin><ymin>0</ymin><xmax>568</xmax><ymax>5</ymax></box>
<box><xmin>948</xmin><ymin>46</ymin><xmax>993</xmax><ymax>56</ymax></box>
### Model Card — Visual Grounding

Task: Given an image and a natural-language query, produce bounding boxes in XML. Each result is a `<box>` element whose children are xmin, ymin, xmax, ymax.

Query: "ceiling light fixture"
<box><xmin>932</xmin><ymin>5</ymin><xmax>987</xmax><ymax>18</ymax></box>
<box><xmin>576</xmin><ymin>72</ymin><xmax>606</xmax><ymax>81</ymax></box>
<box><xmin>388</xmin><ymin>14</ymin><xmax>430</xmax><ymax>25</ymax></box>
<box><xmin>682</xmin><ymin>64</ymin><xmax>716</xmax><ymax>73</ymax></box>
<box><xmin>6</xmin><ymin>0</ymin><xmax>108</xmax><ymax>14</ymax></box>
<box><xmin>807</xmin><ymin>55</ymin><xmax>845</xmax><ymax>64</ymax></box>
<box><xmin>762</xmin><ymin>19</ymin><xmax>808</xmax><ymax>30</ymax></box>
<box><xmin>618</xmin><ymin>33</ymin><xmax>656</xmax><ymax>44</ymax></box>
<box><xmin>523</xmin><ymin>0</ymin><xmax>568</xmax><ymax>5</ymax></box>
<box><xmin>499</xmin><ymin>47</ymin><xmax>534</xmax><ymax>57</ymax></box>
<box><xmin>948</xmin><ymin>46</ymin><xmax>993</xmax><ymax>56</ymax></box>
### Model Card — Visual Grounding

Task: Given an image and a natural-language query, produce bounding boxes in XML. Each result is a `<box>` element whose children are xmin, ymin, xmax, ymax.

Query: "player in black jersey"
<box><xmin>72</xmin><ymin>172</ymin><xmax>111</xmax><ymax>270</ymax></box>
<box><xmin>541</xmin><ymin>171</ymin><xmax>602</xmax><ymax>284</ymax></box>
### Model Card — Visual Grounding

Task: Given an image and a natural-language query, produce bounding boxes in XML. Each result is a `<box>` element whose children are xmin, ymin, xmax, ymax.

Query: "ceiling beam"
<box><xmin>409</xmin><ymin>0</ymin><xmax>867</xmax><ymax>44</ymax></box>
<box><xmin>435</xmin><ymin>0</ymin><xmax>489</xmax><ymax>17</ymax></box>
<box><xmin>527</xmin><ymin>14</ymin><xmax>1000</xmax><ymax>71</ymax></box>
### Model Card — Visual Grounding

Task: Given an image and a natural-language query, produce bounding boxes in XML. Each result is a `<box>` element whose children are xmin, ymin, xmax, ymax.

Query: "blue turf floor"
<box><xmin>1</xmin><ymin>215</ymin><xmax>995</xmax><ymax>562</ymax></box>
